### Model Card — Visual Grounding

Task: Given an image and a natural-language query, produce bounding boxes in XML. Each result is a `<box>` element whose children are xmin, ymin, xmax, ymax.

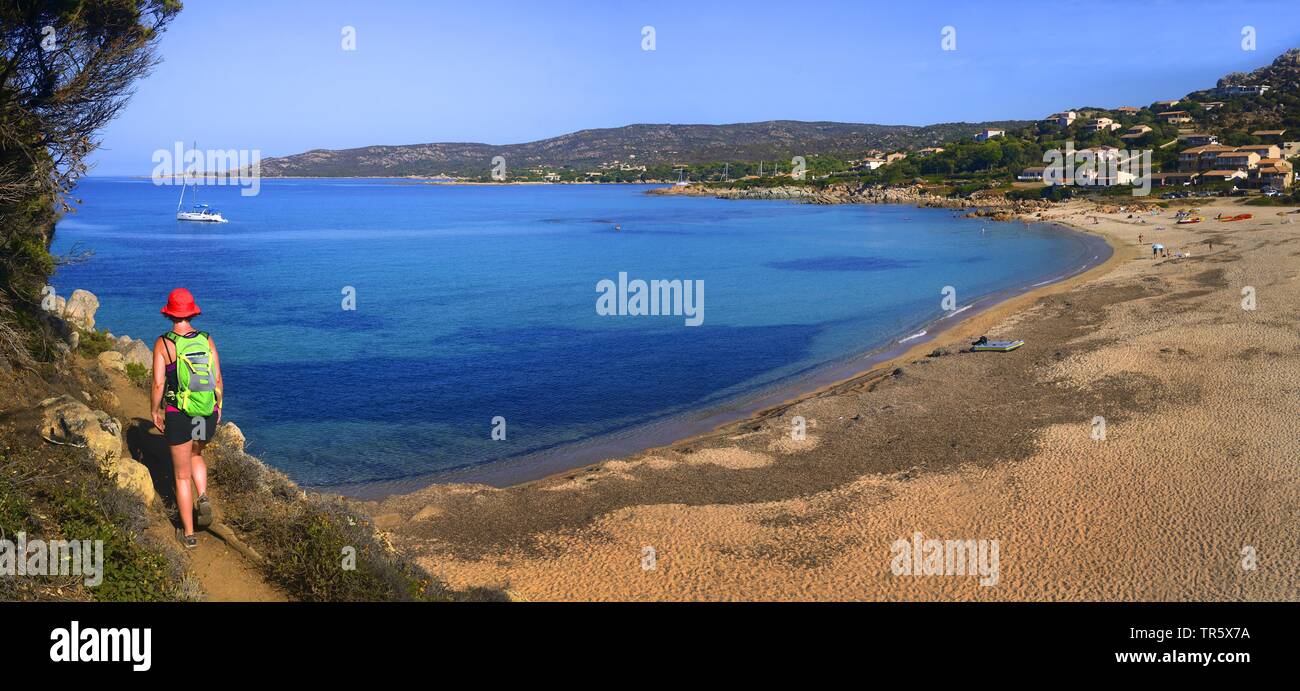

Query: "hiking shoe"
<box><xmin>177</xmin><ymin>529</ymin><xmax>197</xmax><ymax>549</ymax></box>
<box><xmin>195</xmin><ymin>494</ymin><xmax>213</xmax><ymax>529</ymax></box>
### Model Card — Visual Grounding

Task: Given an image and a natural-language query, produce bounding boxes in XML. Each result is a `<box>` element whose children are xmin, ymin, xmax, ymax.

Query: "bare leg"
<box><xmin>191</xmin><ymin>440</ymin><xmax>209</xmax><ymax>498</ymax></box>
<box><xmin>171</xmin><ymin>441</ymin><xmax>195</xmax><ymax>536</ymax></box>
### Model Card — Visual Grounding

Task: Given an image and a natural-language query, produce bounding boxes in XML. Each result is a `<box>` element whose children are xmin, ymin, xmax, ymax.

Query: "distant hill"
<box><xmin>256</xmin><ymin>48</ymin><xmax>1300</xmax><ymax>180</ymax></box>
<box><xmin>256</xmin><ymin>120</ymin><xmax>1032</xmax><ymax>178</ymax></box>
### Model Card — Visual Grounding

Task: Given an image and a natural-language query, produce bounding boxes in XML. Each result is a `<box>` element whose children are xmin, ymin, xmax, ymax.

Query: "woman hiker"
<box><xmin>151</xmin><ymin>288</ymin><xmax>224</xmax><ymax>548</ymax></box>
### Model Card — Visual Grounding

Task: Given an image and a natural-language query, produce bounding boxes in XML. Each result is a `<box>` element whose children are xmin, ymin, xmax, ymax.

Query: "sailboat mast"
<box><xmin>190</xmin><ymin>140</ymin><xmax>198</xmax><ymax>207</ymax></box>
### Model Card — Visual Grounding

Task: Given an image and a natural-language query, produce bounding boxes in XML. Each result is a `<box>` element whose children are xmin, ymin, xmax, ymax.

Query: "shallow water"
<box><xmin>52</xmin><ymin>179</ymin><xmax>1101</xmax><ymax>488</ymax></box>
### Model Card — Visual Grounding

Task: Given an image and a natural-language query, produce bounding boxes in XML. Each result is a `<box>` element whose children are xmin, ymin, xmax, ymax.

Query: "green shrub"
<box><xmin>1245</xmin><ymin>193</ymin><xmax>1300</xmax><ymax>206</ymax></box>
<box><xmin>265</xmin><ymin>500</ymin><xmax>445</xmax><ymax>602</ymax></box>
<box><xmin>0</xmin><ymin>443</ymin><xmax>190</xmax><ymax>602</ymax></box>
<box><xmin>124</xmin><ymin>362</ymin><xmax>149</xmax><ymax>387</ymax></box>
<box><xmin>53</xmin><ymin>486</ymin><xmax>182</xmax><ymax>602</ymax></box>
<box><xmin>206</xmin><ymin>430</ymin><xmax>452</xmax><ymax>602</ymax></box>
<box><xmin>76</xmin><ymin>328</ymin><xmax>115</xmax><ymax>357</ymax></box>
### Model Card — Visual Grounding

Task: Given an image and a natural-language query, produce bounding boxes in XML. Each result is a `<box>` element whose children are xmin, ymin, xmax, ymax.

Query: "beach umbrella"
<box><xmin>1152</xmin><ymin>243</ymin><xmax>1165</xmax><ymax>250</ymax></box>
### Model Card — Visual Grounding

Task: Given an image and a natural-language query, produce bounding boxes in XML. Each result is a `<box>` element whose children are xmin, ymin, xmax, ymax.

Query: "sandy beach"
<box><xmin>365</xmin><ymin>200</ymin><xmax>1300</xmax><ymax>601</ymax></box>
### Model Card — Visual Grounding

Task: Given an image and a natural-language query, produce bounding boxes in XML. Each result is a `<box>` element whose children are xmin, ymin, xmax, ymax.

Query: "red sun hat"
<box><xmin>161</xmin><ymin>288</ymin><xmax>201</xmax><ymax>318</ymax></box>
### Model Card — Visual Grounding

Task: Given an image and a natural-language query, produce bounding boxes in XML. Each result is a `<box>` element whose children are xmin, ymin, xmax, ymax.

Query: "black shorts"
<box><xmin>164</xmin><ymin>410</ymin><xmax>218</xmax><ymax>446</ymax></box>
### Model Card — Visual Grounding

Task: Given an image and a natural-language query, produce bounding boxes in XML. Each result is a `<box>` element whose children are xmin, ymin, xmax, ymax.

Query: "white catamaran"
<box><xmin>175</xmin><ymin>148</ymin><xmax>228</xmax><ymax>223</ymax></box>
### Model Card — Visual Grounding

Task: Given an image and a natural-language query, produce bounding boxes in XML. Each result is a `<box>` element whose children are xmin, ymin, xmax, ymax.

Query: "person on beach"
<box><xmin>150</xmin><ymin>288</ymin><xmax>223</xmax><ymax>548</ymax></box>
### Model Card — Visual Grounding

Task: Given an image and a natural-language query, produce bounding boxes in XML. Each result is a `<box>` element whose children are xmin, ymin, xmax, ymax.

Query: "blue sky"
<box><xmin>90</xmin><ymin>0</ymin><xmax>1300</xmax><ymax>174</ymax></box>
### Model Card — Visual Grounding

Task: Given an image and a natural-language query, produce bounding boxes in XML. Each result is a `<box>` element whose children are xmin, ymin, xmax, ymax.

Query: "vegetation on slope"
<box><xmin>2</xmin><ymin>1</ymin><xmax>463</xmax><ymax>602</ymax></box>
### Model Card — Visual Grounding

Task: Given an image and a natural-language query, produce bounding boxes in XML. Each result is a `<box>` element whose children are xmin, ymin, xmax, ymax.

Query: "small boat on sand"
<box><xmin>971</xmin><ymin>336</ymin><xmax>1024</xmax><ymax>352</ymax></box>
<box><xmin>1218</xmin><ymin>213</ymin><xmax>1252</xmax><ymax>222</ymax></box>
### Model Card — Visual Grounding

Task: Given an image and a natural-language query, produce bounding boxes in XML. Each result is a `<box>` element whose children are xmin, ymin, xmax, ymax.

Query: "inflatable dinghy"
<box><xmin>971</xmin><ymin>336</ymin><xmax>1024</xmax><ymax>352</ymax></box>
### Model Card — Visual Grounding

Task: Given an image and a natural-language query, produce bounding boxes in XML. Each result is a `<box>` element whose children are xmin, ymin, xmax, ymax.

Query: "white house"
<box><xmin>1088</xmin><ymin>117</ymin><xmax>1122</xmax><ymax>132</ymax></box>
<box><xmin>1046</xmin><ymin>111</ymin><xmax>1078</xmax><ymax>127</ymax></box>
<box><xmin>1213</xmin><ymin>85</ymin><xmax>1269</xmax><ymax>96</ymax></box>
<box><xmin>1064</xmin><ymin>147</ymin><xmax>1142</xmax><ymax>186</ymax></box>
<box><xmin>974</xmin><ymin>128</ymin><xmax>1005</xmax><ymax>142</ymax></box>
<box><xmin>1119</xmin><ymin>125</ymin><xmax>1153</xmax><ymax>141</ymax></box>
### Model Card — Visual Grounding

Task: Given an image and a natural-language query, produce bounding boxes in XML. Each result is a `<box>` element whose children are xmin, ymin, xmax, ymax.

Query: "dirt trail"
<box><xmin>105</xmin><ymin>367</ymin><xmax>287</xmax><ymax>602</ymax></box>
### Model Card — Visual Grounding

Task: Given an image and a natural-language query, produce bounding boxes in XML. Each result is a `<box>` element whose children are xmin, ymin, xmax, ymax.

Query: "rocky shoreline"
<box><xmin>649</xmin><ymin>181</ymin><xmax>1175</xmax><ymax>223</ymax></box>
<box><xmin>650</xmin><ymin>181</ymin><xmax>1065</xmax><ymax>220</ymax></box>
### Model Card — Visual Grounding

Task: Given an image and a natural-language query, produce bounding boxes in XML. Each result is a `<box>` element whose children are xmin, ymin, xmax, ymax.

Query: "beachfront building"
<box><xmin>1150</xmin><ymin>171</ymin><xmax>1199</xmax><ymax>186</ymax></box>
<box><xmin>1071</xmin><ymin>147</ymin><xmax>1140</xmax><ymax>186</ymax></box>
<box><xmin>1158</xmin><ymin>110</ymin><xmax>1192</xmax><ymax>124</ymax></box>
<box><xmin>1114</xmin><ymin>106</ymin><xmax>1140</xmax><ymax>114</ymax></box>
<box><xmin>885</xmin><ymin>152</ymin><xmax>908</xmax><ymax>163</ymax></box>
<box><xmin>1178</xmin><ymin>144</ymin><xmax>1236</xmax><ymax>171</ymax></box>
<box><xmin>1248</xmin><ymin>158</ymin><xmax>1292</xmax><ymax>189</ymax></box>
<box><xmin>915</xmin><ymin>147</ymin><xmax>945</xmax><ymax>156</ymax></box>
<box><xmin>974</xmin><ymin>128</ymin><xmax>1005</xmax><ymax>142</ymax></box>
<box><xmin>1153</xmin><ymin>99</ymin><xmax>1180</xmax><ymax>109</ymax></box>
<box><xmin>1214</xmin><ymin>151</ymin><xmax>1261</xmax><ymax>171</ymax></box>
<box><xmin>1251</xmin><ymin>129</ymin><xmax>1287</xmax><ymax>141</ymax></box>
<box><xmin>1017</xmin><ymin>166</ymin><xmax>1046</xmax><ymax>181</ymax></box>
<box><xmin>1201</xmin><ymin>101</ymin><xmax>1225</xmax><ymax>111</ymax></box>
<box><xmin>1235</xmin><ymin>144</ymin><xmax>1281</xmax><ymax>161</ymax></box>
<box><xmin>1281</xmin><ymin>141</ymin><xmax>1300</xmax><ymax>159</ymax></box>
<box><xmin>1199</xmin><ymin>169</ymin><xmax>1248</xmax><ymax>183</ymax></box>
<box><xmin>1178</xmin><ymin>133</ymin><xmax>1219</xmax><ymax>147</ymax></box>
<box><xmin>856</xmin><ymin>158</ymin><xmax>887</xmax><ymax>171</ymax></box>
<box><xmin>1088</xmin><ymin>117</ymin><xmax>1122</xmax><ymax>132</ymax></box>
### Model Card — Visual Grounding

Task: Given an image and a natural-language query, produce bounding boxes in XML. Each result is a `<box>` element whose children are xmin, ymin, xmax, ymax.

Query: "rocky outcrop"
<box><xmin>40</xmin><ymin>395</ymin><xmax>122</xmax><ymax>460</ymax></box>
<box><xmin>61</xmin><ymin>289</ymin><xmax>99</xmax><ymax>331</ymax></box>
<box><xmin>40</xmin><ymin>311</ymin><xmax>78</xmax><ymax>351</ymax></box>
<box><xmin>38</xmin><ymin>394</ymin><xmax>155</xmax><ymax>504</ymax></box>
<box><xmin>40</xmin><ymin>287</ymin><xmax>99</xmax><ymax>352</ymax></box>
<box><xmin>112</xmin><ymin>336</ymin><xmax>152</xmax><ymax>368</ymax></box>
<box><xmin>97</xmin><ymin>350</ymin><xmax>126</xmax><ymax>373</ymax></box>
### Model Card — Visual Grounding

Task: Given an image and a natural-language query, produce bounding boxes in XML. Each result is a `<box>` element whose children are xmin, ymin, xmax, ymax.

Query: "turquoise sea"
<box><xmin>51</xmin><ymin>179</ymin><xmax>1106</xmax><ymax>492</ymax></box>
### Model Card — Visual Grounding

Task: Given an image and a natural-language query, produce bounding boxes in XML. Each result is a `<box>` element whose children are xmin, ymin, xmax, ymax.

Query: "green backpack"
<box><xmin>164</xmin><ymin>331</ymin><xmax>217</xmax><ymax>417</ymax></box>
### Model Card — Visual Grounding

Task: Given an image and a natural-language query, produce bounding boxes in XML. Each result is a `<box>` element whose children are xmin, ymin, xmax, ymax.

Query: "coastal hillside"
<box><xmin>256</xmin><ymin>120</ymin><xmax>1032</xmax><ymax>178</ymax></box>
<box><xmin>1194</xmin><ymin>47</ymin><xmax>1300</xmax><ymax>133</ymax></box>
